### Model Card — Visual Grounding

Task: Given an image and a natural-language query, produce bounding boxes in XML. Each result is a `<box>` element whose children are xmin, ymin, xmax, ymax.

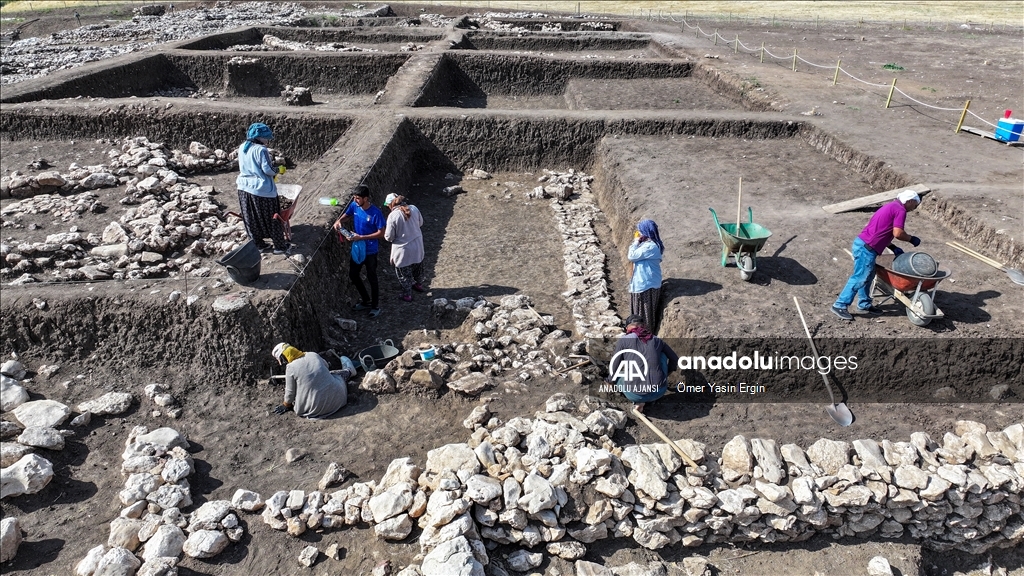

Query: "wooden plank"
<box><xmin>961</xmin><ymin>125</ymin><xmax>1024</xmax><ymax>147</ymax></box>
<box><xmin>822</xmin><ymin>184</ymin><xmax>930</xmax><ymax>214</ymax></box>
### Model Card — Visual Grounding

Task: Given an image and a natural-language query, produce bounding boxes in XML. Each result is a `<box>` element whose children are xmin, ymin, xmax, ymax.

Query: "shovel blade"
<box><xmin>826</xmin><ymin>403</ymin><xmax>854</xmax><ymax>427</ymax></box>
<box><xmin>1006</xmin><ymin>268</ymin><xmax>1024</xmax><ymax>286</ymax></box>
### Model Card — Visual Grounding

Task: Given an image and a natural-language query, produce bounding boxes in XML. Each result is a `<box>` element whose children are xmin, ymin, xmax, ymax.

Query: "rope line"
<box><xmin>677</xmin><ymin>16</ymin><xmax>1002</xmax><ymax>132</ymax></box>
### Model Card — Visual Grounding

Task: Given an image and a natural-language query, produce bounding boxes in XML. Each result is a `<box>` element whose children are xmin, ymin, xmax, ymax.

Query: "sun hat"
<box><xmin>384</xmin><ymin>193</ymin><xmax>399</xmax><ymax>207</ymax></box>
<box><xmin>272</xmin><ymin>342</ymin><xmax>288</xmax><ymax>363</ymax></box>
<box><xmin>897</xmin><ymin>190</ymin><xmax>921</xmax><ymax>204</ymax></box>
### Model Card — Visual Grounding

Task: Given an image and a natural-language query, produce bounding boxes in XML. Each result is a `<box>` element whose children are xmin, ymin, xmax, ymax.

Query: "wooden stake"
<box><xmin>792</xmin><ymin>48</ymin><xmax>798</xmax><ymax>71</ymax></box>
<box><xmin>760</xmin><ymin>42</ymin><xmax>765</xmax><ymax>63</ymax></box>
<box><xmin>714</xmin><ymin>29</ymin><xmax>718</xmax><ymax>45</ymax></box>
<box><xmin>832</xmin><ymin>58</ymin><xmax>841</xmax><ymax>85</ymax></box>
<box><xmin>734</xmin><ymin>34</ymin><xmax>739</xmax><ymax>53</ymax></box>
<box><xmin>955</xmin><ymin>99</ymin><xmax>971</xmax><ymax>133</ymax></box>
<box><xmin>885</xmin><ymin>78</ymin><xmax>897</xmax><ymax>108</ymax></box>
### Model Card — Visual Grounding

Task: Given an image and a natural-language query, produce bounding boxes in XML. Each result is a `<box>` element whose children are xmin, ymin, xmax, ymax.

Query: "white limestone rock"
<box><xmin>93</xmin><ymin>546</ymin><xmax>142</xmax><ymax>576</ymax></box>
<box><xmin>231</xmin><ymin>489</ymin><xmax>264</xmax><ymax>512</ymax></box>
<box><xmin>507</xmin><ymin>549</ymin><xmax>543</xmax><ymax>571</ymax></box>
<box><xmin>425</xmin><ymin>444</ymin><xmax>481</xmax><ymax>479</ymax></box>
<box><xmin>0</xmin><ymin>361</ymin><xmax>26</xmax><ymax>379</ymax></box>
<box><xmin>1</xmin><ymin>453</ymin><xmax>54</xmax><ymax>498</ymax></box>
<box><xmin>182</xmin><ymin>529</ymin><xmax>228</xmax><ymax>558</ymax></box>
<box><xmin>721</xmin><ymin>435</ymin><xmax>753</xmax><ymax>482</ymax></box>
<box><xmin>806</xmin><ymin>439</ymin><xmax>851</xmax><ymax>475</ymax></box>
<box><xmin>0</xmin><ymin>517</ymin><xmax>22</xmax><ymax>563</ymax></box>
<box><xmin>298</xmin><ymin>545</ymin><xmax>319</xmax><ymax>567</ymax></box>
<box><xmin>188</xmin><ymin>500</ymin><xmax>232</xmax><ymax>532</ymax></box>
<box><xmin>420</xmin><ymin>535</ymin><xmax>484</xmax><ymax>576</ymax></box>
<box><xmin>75</xmin><ymin>545</ymin><xmax>107</xmax><ymax>576</ymax></box>
<box><xmin>78</xmin><ymin>392</ymin><xmax>135</xmax><ymax>416</ymax></box>
<box><xmin>374</xmin><ymin>513</ymin><xmax>413</xmax><ymax>540</ymax></box>
<box><xmin>1</xmin><ymin>443</ymin><xmax>34</xmax><ymax>468</ymax></box>
<box><xmin>13</xmin><ymin>399</ymin><xmax>71</xmax><ymax>428</ymax></box>
<box><xmin>17</xmin><ymin>426</ymin><xmax>65</xmax><ymax>450</ymax></box>
<box><xmin>1</xmin><ymin>378</ymin><xmax>29</xmax><ymax>411</ymax></box>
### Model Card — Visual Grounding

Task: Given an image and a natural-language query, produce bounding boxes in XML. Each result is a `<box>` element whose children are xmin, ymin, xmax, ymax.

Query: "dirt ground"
<box><xmin>2</xmin><ymin>4</ymin><xmax>1022</xmax><ymax>576</ymax></box>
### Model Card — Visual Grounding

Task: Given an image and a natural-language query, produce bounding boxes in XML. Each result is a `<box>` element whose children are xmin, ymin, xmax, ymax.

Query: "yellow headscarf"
<box><xmin>281</xmin><ymin>345</ymin><xmax>305</xmax><ymax>363</ymax></box>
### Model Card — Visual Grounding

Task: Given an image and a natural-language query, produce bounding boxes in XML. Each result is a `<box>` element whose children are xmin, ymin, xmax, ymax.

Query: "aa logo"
<box><xmin>609</xmin><ymin>349</ymin><xmax>648</xmax><ymax>382</ymax></box>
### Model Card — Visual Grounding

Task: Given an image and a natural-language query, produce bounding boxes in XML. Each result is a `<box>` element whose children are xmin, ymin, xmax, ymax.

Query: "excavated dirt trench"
<box><xmin>1</xmin><ymin>12</ymin><xmax>1021</xmax><ymax>575</ymax></box>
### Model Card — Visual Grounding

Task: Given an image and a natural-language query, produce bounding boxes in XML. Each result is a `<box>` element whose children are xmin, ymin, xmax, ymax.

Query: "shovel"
<box><xmin>946</xmin><ymin>241</ymin><xmax>1024</xmax><ymax>286</ymax></box>
<box><xmin>793</xmin><ymin>296</ymin><xmax>854</xmax><ymax>427</ymax></box>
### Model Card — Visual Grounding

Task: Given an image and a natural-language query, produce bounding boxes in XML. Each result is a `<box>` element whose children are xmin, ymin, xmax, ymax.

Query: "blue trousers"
<box><xmin>834</xmin><ymin>237</ymin><xmax>877</xmax><ymax>310</ymax></box>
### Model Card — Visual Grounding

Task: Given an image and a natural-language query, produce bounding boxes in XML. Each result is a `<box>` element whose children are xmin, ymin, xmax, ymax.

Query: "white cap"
<box><xmin>272</xmin><ymin>342</ymin><xmax>288</xmax><ymax>363</ymax></box>
<box><xmin>384</xmin><ymin>193</ymin><xmax>399</xmax><ymax>207</ymax></box>
<box><xmin>897</xmin><ymin>190</ymin><xmax>921</xmax><ymax>204</ymax></box>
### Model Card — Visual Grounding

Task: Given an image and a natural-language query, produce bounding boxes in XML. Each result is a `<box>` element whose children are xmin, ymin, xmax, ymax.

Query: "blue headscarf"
<box><xmin>242</xmin><ymin>123</ymin><xmax>273</xmax><ymax>153</ymax></box>
<box><xmin>637</xmin><ymin>219</ymin><xmax>664</xmax><ymax>254</ymax></box>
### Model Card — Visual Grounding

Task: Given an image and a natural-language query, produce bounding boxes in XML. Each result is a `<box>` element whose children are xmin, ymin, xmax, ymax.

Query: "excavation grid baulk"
<box><xmin>1</xmin><ymin>8</ymin><xmax>1023</xmax><ymax>576</ymax></box>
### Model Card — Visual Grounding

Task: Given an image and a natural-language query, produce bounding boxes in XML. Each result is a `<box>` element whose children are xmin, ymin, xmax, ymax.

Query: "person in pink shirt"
<box><xmin>832</xmin><ymin>190</ymin><xmax>921</xmax><ymax>320</ymax></box>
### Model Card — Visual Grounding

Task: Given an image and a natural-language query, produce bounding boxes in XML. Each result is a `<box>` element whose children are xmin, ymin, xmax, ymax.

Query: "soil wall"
<box><xmin>165</xmin><ymin>51</ymin><xmax>409</xmax><ymax>94</ymax></box>
<box><xmin>436</xmin><ymin>53</ymin><xmax>693</xmax><ymax>96</ymax></box>
<box><xmin>0</xmin><ymin>107</ymin><xmax>352</xmax><ymax>161</ymax></box>
<box><xmin>410</xmin><ymin>113</ymin><xmax>801</xmax><ymax>172</ymax></box>
<box><xmin>458</xmin><ymin>31</ymin><xmax>646</xmax><ymax>51</ymax></box>
<box><xmin>173</xmin><ymin>26</ymin><xmax>444</xmax><ymax>50</ymax></box>
<box><xmin>0</xmin><ymin>54</ymin><xmax>192</xmax><ymax>103</ymax></box>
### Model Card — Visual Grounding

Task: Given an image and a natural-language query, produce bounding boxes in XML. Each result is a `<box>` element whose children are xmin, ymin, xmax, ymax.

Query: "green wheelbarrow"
<box><xmin>709</xmin><ymin>207</ymin><xmax>773</xmax><ymax>281</ymax></box>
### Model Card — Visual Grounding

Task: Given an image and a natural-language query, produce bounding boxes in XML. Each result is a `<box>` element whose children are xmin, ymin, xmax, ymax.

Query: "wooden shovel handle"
<box><xmin>631</xmin><ymin>407</ymin><xmax>701</xmax><ymax>470</ymax></box>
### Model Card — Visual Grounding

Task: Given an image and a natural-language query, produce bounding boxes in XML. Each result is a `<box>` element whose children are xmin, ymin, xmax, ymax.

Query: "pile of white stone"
<box><xmin>0</xmin><ymin>136</ymin><xmax>275</xmax><ymax>283</ymax></box>
<box><xmin>544</xmin><ymin>170</ymin><xmax>623</xmax><ymax>340</ymax></box>
<box><xmin>1</xmin><ymin>137</ymin><xmax>244</xmax><ymax>200</ymax></box>
<box><xmin>233</xmin><ymin>393</ymin><xmax>1020</xmax><ymax>573</ymax></box>
<box><xmin>74</xmin><ymin>425</ymin><xmax>243</xmax><ymax>576</ymax></box>
<box><xmin>358</xmin><ymin>294</ymin><xmax>588</xmax><ymax>397</ymax></box>
<box><xmin>1</xmin><ymin>186</ymin><xmax>248</xmax><ymax>283</ymax></box>
<box><xmin>1</xmin><ymin>359</ymin><xmax>137</xmax><ymax>499</ymax></box>
<box><xmin>1</xmin><ymin>2</ymin><xmax>369</xmax><ymax>85</ymax></box>
<box><xmin>229</xmin><ymin>34</ymin><xmax>381</xmax><ymax>52</ymax></box>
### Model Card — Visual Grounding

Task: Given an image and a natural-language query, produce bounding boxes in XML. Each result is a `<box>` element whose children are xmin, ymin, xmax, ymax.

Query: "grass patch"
<box><xmin>882</xmin><ymin>63</ymin><xmax>904</xmax><ymax>71</ymax></box>
<box><xmin>920</xmin><ymin>86</ymin><xmax>937</xmax><ymax>93</ymax></box>
<box><xmin>743</xmin><ymin>76</ymin><xmax>761</xmax><ymax>88</ymax></box>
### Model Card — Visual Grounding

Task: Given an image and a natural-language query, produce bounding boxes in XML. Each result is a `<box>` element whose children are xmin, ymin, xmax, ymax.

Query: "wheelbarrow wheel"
<box><xmin>738</xmin><ymin>254</ymin><xmax>754</xmax><ymax>281</ymax></box>
<box><xmin>907</xmin><ymin>293</ymin><xmax>934</xmax><ymax>326</ymax></box>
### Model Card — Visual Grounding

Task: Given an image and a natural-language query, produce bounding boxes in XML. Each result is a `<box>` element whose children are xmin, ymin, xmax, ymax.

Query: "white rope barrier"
<box><xmin>966</xmin><ymin>110</ymin><xmax>999</xmax><ymax>129</ymax></box>
<box><xmin>674</xmin><ymin>17</ymin><xmax>1013</xmax><ymax>134</ymax></box>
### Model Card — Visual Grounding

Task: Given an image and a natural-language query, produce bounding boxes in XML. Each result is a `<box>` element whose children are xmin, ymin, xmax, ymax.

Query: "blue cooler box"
<box><xmin>995</xmin><ymin>118</ymin><xmax>1024</xmax><ymax>142</ymax></box>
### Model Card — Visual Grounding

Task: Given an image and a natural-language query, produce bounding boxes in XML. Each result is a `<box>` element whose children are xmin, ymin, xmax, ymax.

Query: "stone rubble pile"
<box><xmin>230</xmin><ymin>34</ymin><xmax>381</xmax><ymax>52</ymax></box>
<box><xmin>1</xmin><ymin>136</ymin><xmax>259</xmax><ymax>200</ymax></box>
<box><xmin>355</xmin><ymin>294</ymin><xmax>590</xmax><ymax>397</ymax></box>
<box><xmin>0</xmin><ymin>136</ymin><xmax>285</xmax><ymax>283</ymax></box>
<box><xmin>228</xmin><ymin>397</ymin><xmax>1021</xmax><ymax>573</ymax></box>
<box><xmin>2</xmin><ymin>2</ymin><xmax>330</xmax><ymax>85</ymax></box>
<box><xmin>74</xmin><ymin>426</ymin><xmax>243</xmax><ymax>576</ymax></box>
<box><xmin>543</xmin><ymin>170</ymin><xmax>623</xmax><ymax>340</ymax></box>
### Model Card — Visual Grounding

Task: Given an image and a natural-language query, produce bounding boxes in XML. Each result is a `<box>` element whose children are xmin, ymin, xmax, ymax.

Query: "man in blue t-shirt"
<box><xmin>334</xmin><ymin>185</ymin><xmax>387</xmax><ymax>317</ymax></box>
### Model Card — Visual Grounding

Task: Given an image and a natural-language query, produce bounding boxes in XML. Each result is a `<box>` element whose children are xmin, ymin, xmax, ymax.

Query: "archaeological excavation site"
<box><xmin>0</xmin><ymin>2</ymin><xmax>1022</xmax><ymax>575</ymax></box>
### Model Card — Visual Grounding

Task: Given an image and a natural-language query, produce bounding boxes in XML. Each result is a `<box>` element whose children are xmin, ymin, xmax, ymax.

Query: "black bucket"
<box><xmin>893</xmin><ymin>251</ymin><xmax>938</xmax><ymax>277</ymax></box>
<box><xmin>218</xmin><ymin>240</ymin><xmax>261</xmax><ymax>284</ymax></box>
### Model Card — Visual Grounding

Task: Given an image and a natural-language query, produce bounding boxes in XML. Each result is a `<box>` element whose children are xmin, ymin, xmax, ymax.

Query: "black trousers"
<box><xmin>350</xmin><ymin>252</ymin><xmax>379</xmax><ymax>307</ymax></box>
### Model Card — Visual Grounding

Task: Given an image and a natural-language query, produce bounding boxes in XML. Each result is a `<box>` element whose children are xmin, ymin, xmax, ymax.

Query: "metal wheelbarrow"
<box><xmin>871</xmin><ymin>254</ymin><xmax>951</xmax><ymax>326</ymax></box>
<box><xmin>709</xmin><ymin>207</ymin><xmax>773</xmax><ymax>281</ymax></box>
<box><xmin>357</xmin><ymin>339</ymin><xmax>400</xmax><ymax>371</ymax></box>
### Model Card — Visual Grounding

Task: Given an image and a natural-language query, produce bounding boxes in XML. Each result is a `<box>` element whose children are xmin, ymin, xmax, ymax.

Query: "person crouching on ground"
<box><xmin>629</xmin><ymin>219</ymin><xmax>665</xmax><ymax>333</ymax></box>
<box><xmin>236</xmin><ymin>122</ymin><xmax>289</xmax><ymax>254</ymax></box>
<box><xmin>831</xmin><ymin>189</ymin><xmax>921</xmax><ymax>321</ymax></box>
<box><xmin>272</xmin><ymin>343</ymin><xmax>353</xmax><ymax>419</ymax></box>
<box><xmin>383</xmin><ymin>193</ymin><xmax>426</xmax><ymax>302</ymax></box>
<box><xmin>608</xmin><ymin>315</ymin><xmax>679</xmax><ymax>413</ymax></box>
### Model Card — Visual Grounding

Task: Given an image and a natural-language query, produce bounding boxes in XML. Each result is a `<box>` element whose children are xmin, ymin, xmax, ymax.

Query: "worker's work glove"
<box><xmin>909</xmin><ymin>236</ymin><xmax>921</xmax><ymax>247</ymax></box>
<box><xmin>273</xmin><ymin>404</ymin><xmax>290</xmax><ymax>415</ymax></box>
<box><xmin>887</xmin><ymin>244</ymin><xmax>904</xmax><ymax>256</ymax></box>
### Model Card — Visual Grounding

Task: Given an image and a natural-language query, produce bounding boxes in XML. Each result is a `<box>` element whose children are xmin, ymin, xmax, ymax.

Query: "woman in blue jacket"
<box><xmin>628</xmin><ymin>219</ymin><xmax>665</xmax><ymax>333</ymax></box>
<box><xmin>236</xmin><ymin>122</ymin><xmax>288</xmax><ymax>253</ymax></box>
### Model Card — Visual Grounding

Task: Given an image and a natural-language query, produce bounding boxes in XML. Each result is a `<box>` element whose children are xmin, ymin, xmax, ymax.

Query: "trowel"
<box><xmin>793</xmin><ymin>297</ymin><xmax>854</xmax><ymax>427</ymax></box>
